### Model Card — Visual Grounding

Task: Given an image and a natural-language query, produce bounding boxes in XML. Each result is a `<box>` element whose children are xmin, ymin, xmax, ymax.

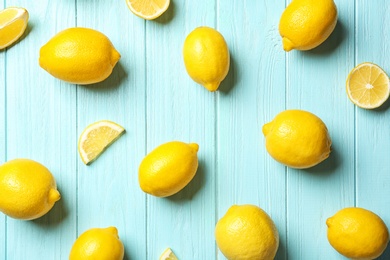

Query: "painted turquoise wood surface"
<box><xmin>1</xmin><ymin>0</ymin><xmax>390</xmax><ymax>259</ymax></box>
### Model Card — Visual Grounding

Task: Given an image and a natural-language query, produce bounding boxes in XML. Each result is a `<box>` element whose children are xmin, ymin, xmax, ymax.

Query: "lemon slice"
<box><xmin>78</xmin><ymin>120</ymin><xmax>125</xmax><ymax>165</ymax></box>
<box><xmin>346</xmin><ymin>62</ymin><xmax>390</xmax><ymax>109</ymax></box>
<box><xmin>159</xmin><ymin>248</ymin><xmax>178</xmax><ymax>260</ymax></box>
<box><xmin>126</xmin><ymin>0</ymin><xmax>170</xmax><ymax>20</ymax></box>
<box><xmin>0</xmin><ymin>7</ymin><xmax>29</xmax><ymax>49</ymax></box>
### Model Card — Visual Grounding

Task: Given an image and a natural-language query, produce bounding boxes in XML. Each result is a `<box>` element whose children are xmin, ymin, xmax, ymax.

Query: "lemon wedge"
<box><xmin>159</xmin><ymin>248</ymin><xmax>178</xmax><ymax>260</ymax></box>
<box><xmin>78</xmin><ymin>120</ymin><xmax>125</xmax><ymax>165</ymax></box>
<box><xmin>0</xmin><ymin>7</ymin><xmax>29</xmax><ymax>49</ymax></box>
<box><xmin>126</xmin><ymin>0</ymin><xmax>170</xmax><ymax>20</ymax></box>
<box><xmin>346</xmin><ymin>62</ymin><xmax>390</xmax><ymax>109</ymax></box>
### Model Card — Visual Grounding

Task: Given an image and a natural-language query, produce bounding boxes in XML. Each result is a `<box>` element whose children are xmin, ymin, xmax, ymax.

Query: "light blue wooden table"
<box><xmin>1</xmin><ymin>0</ymin><xmax>390</xmax><ymax>259</ymax></box>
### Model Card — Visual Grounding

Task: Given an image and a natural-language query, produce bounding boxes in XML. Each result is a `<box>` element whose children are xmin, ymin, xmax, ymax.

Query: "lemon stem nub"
<box><xmin>203</xmin><ymin>82</ymin><xmax>220</xmax><ymax>92</ymax></box>
<box><xmin>189</xmin><ymin>143</ymin><xmax>199</xmax><ymax>152</ymax></box>
<box><xmin>282</xmin><ymin>37</ymin><xmax>294</xmax><ymax>52</ymax></box>
<box><xmin>49</xmin><ymin>189</ymin><xmax>61</xmax><ymax>203</ymax></box>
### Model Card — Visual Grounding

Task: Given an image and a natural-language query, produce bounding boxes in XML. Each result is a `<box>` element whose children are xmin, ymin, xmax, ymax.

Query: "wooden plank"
<box><xmin>217</xmin><ymin>1</ymin><xmax>287</xmax><ymax>259</ymax></box>
<box><xmin>0</xmin><ymin>2</ymin><xmax>5</xmax><ymax>258</ymax></box>
<box><xmin>5</xmin><ymin>1</ymin><xmax>77</xmax><ymax>259</ymax></box>
<box><xmin>75</xmin><ymin>1</ymin><xmax>146</xmax><ymax>259</ymax></box>
<box><xmin>355</xmin><ymin>1</ymin><xmax>390</xmax><ymax>259</ymax></box>
<box><xmin>145</xmin><ymin>2</ymin><xmax>216</xmax><ymax>259</ymax></box>
<box><xmin>285</xmin><ymin>0</ymin><xmax>355</xmax><ymax>258</ymax></box>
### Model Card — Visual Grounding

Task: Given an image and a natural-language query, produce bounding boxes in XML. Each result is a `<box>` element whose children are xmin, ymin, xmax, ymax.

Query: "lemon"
<box><xmin>139</xmin><ymin>141</ymin><xmax>199</xmax><ymax>197</ymax></box>
<box><xmin>183</xmin><ymin>27</ymin><xmax>230</xmax><ymax>92</ymax></box>
<box><xmin>0</xmin><ymin>159</ymin><xmax>60</xmax><ymax>220</ymax></box>
<box><xmin>126</xmin><ymin>0</ymin><xmax>170</xmax><ymax>20</ymax></box>
<box><xmin>327</xmin><ymin>207</ymin><xmax>389</xmax><ymax>259</ymax></box>
<box><xmin>279</xmin><ymin>0</ymin><xmax>337</xmax><ymax>51</ymax></box>
<box><xmin>69</xmin><ymin>227</ymin><xmax>124</xmax><ymax>260</ymax></box>
<box><xmin>39</xmin><ymin>27</ymin><xmax>121</xmax><ymax>85</ymax></box>
<box><xmin>215</xmin><ymin>204</ymin><xmax>279</xmax><ymax>260</ymax></box>
<box><xmin>78</xmin><ymin>120</ymin><xmax>125</xmax><ymax>165</ymax></box>
<box><xmin>262</xmin><ymin>110</ymin><xmax>331</xmax><ymax>169</ymax></box>
<box><xmin>160</xmin><ymin>248</ymin><xmax>178</xmax><ymax>260</ymax></box>
<box><xmin>346</xmin><ymin>62</ymin><xmax>390</xmax><ymax>109</ymax></box>
<box><xmin>0</xmin><ymin>7</ymin><xmax>29</xmax><ymax>49</ymax></box>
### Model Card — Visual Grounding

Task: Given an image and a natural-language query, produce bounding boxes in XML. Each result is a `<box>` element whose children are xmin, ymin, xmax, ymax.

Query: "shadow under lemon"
<box><xmin>32</xmin><ymin>187</ymin><xmax>69</xmax><ymax>228</ymax></box>
<box><xmin>81</xmin><ymin>61</ymin><xmax>128</xmax><ymax>92</ymax></box>
<box><xmin>218</xmin><ymin>54</ymin><xmax>238</xmax><ymax>94</ymax></box>
<box><xmin>167</xmin><ymin>158</ymin><xmax>206</xmax><ymax>202</ymax></box>
<box><xmin>303</xmin><ymin>145</ymin><xmax>340</xmax><ymax>175</ymax></box>
<box><xmin>304</xmin><ymin>19</ymin><xmax>345</xmax><ymax>56</ymax></box>
<box><xmin>154</xmin><ymin>0</ymin><xmax>175</xmax><ymax>24</ymax></box>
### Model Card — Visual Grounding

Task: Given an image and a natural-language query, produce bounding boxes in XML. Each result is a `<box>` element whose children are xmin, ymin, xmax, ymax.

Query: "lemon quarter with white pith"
<box><xmin>183</xmin><ymin>27</ymin><xmax>230</xmax><ymax>92</ymax></box>
<box><xmin>78</xmin><ymin>120</ymin><xmax>125</xmax><ymax>165</ymax></box>
<box><xmin>0</xmin><ymin>7</ymin><xmax>29</xmax><ymax>49</ymax></box>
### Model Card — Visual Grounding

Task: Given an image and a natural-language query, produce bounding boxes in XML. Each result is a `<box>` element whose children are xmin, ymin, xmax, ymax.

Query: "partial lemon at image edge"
<box><xmin>69</xmin><ymin>227</ymin><xmax>124</xmax><ymax>260</ymax></box>
<box><xmin>279</xmin><ymin>0</ymin><xmax>337</xmax><ymax>51</ymax></box>
<box><xmin>160</xmin><ymin>248</ymin><xmax>178</xmax><ymax>260</ymax></box>
<box><xmin>346</xmin><ymin>62</ymin><xmax>390</xmax><ymax>109</ymax></box>
<box><xmin>0</xmin><ymin>159</ymin><xmax>60</xmax><ymax>220</ymax></box>
<box><xmin>0</xmin><ymin>7</ymin><xmax>29</xmax><ymax>49</ymax></box>
<box><xmin>327</xmin><ymin>207</ymin><xmax>389</xmax><ymax>259</ymax></box>
<box><xmin>78</xmin><ymin>120</ymin><xmax>125</xmax><ymax>165</ymax></box>
<box><xmin>126</xmin><ymin>0</ymin><xmax>170</xmax><ymax>20</ymax></box>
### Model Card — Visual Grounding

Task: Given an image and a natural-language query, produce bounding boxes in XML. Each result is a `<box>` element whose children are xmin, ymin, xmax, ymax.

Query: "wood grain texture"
<box><xmin>5</xmin><ymin>1</ymin><xmax>77</xmax><ymax>259</ymax></box>
<box><xmin>1</xmin><ymin>0</ymin><xmax>390</xmax><ymax>259</ymax></box>
<box><xmin>1</xmin><ymin>1</ymin><xmax>5</xmax><ymax>258</ymax></box>
<box><xmin>145</xmin><ymin>1</ymin><xmax>216</xmax><ymax>259</ymax></box>
<box><xmin>355</xmin><ymin>1</ymin><xmax>390</xmax><ymax>259</ymax></box>
<box><xmin>75</xmin><ymin>0</ymin><xmax>147</xmax><ymax>259</ymax></box>
<box><xmin>217</xmin><ymin>0</ymin><xmax>287</xmax><ymax>259</ymax></box>
<box><xmin>285</xmin><ymin>0</ymin><xmax>356</xmax><ymax>258</ymax></box>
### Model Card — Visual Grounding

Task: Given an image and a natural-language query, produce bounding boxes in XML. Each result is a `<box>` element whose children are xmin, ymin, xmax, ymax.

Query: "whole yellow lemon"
<box><xmin>0</xmin><ymin>159</ymin><xmax>60</xmax><ymax>220</ymax></box>
<box><xmin>39</xmin><ymin>27</ymin><xmax>120</xmax><ymax>85</ymax></box>
<box><xmin>69</xmin><ymin>227</ymin><xmax>124</xmax><ymax>260</ymax></box>
<box><xmin>279</xmin><ymin>0</ymin><xmax>337</xmax><ymax>51</ymax></box>
<box><xmin>262</xmin><ymin>110</ymin><xmax>331</xmax><ymax>169</ymax></box>
<box><xmin>183</xmin><ymin>26</ymin><xmax>230</xmax><ymax>92</ymax></box>
<box><xmin>215</xmin><ymin>204</ymin><xmax>279</xmax><ymax>260</ymax></box>
<box><xmin>327</xmin><ymin>207</ymin><xmax>389</xmax><ymax>259</ymax></box>
<box><xmin>139</xmin><ymin>141</ymin><xmax>199</xmax><ymax>197</ymax></box>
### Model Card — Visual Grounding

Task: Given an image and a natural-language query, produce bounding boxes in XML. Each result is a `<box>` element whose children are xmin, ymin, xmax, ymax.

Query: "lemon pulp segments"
<box><xmin>159</xmin><ymin>248</ymin><xmax>178</xmax><ymax>260</ymax></box>
<box><xmin>78</xmin><ymin>120</ymin><xmax>125</xmax><ymax>165</ymax></box>
<box><xmin>0</xmin><ymin>7</ymin><xmax>29</xmax><ymax>49</ymax></box>
<box><xmin>346</xmin><ymin>62</ymin><xmax>390</xmax><ymax>109</ymax></box>
<box><xmin>126</xmin><ymin>0</ymin><xmax>170</xmax><ymax>20</ymax></box>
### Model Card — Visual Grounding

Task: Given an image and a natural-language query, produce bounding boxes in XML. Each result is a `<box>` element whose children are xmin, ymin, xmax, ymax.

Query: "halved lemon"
<box><xmin>0</xmin><ymin>7</ymin><xmax>29</xmax><ymax>49</ymax></box>
<box><xmin>159</xmin><ymin>248</ymin><xmax>178</xmax><ymax>260</ymax></box>
<box><xmin>346</xmin><ymin>62</ymin><xmax>390</xmax><ymax>109</ymax></box>
<box><xmin>78</xmin><ymin>120</ymin><xmax>125</xmax><ymax>165</ymax></box>
<box><xmin>126</xmin><ymin>0</ymin><xmax>170</xmax><ymax>20</ymax></box>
